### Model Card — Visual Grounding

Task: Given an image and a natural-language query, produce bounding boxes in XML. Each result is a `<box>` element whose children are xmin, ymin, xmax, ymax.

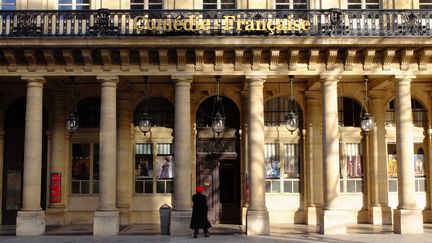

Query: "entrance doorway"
<box><xmin>196</xmin><ymin>150</ymin><xmax>240</xmax><ymax>224</ymax></box>
<box><xmin>195</xmin><ymin>94</ymin><xmax>241</xmax><ymax>225</ymax></box>
<box><xmin>2</xmin><ymin>98</ymin><xmax>48</xmax><ymax>225</ymax></box>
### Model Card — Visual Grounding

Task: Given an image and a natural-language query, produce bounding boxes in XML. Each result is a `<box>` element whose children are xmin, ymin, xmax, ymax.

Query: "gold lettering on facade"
<box><xmin>133</xmin><ymin>15</ymin><xmax>311</xmax><ymax>34</ymax></box>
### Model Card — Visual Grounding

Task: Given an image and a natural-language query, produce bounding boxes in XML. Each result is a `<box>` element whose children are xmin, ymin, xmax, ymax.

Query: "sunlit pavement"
<box><xmin>0</xmin><ymin>224</ymin><xmax>431</xmax><ymax>242</ymax></box>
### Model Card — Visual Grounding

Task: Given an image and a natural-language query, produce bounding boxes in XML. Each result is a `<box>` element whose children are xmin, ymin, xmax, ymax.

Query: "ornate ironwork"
<box><xmin>0</xmin><ymin>9</ymin><xmax>431</xmax><ymax>37</ymax></box>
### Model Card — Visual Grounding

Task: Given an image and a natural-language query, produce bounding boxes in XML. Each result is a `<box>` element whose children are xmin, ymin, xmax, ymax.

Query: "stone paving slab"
<box><xmin>0</xmin><ymin>224</ymin><xmax>431</xmax><ymax>243</ymax></box>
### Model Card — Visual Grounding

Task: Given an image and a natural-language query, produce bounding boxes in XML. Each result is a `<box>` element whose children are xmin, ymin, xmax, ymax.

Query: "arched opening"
<box><xmin>132</xmin><ymin>97</ymin><xmax>175</xmax><ymax>195</ymax></box>
<box><xmin>195</xmin><ymin>95</ymin><xmax>241</xmax><ymax>225</ymax></box>
<box><xmin>2</xmin><ymin>97</ymin><xmax>48</xmax><ymax>225</ymax></box>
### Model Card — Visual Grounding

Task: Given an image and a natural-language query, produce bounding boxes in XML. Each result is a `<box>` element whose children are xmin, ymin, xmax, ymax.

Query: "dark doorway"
<box><xmin>219</xmin><ymin>159</ymin><xmax>240</xmax><ymax>224</ymax></box>
<box><xmin>196</xmin><ymin>95</ymin><xmax>241</xmax><ymax>225</ymax></box>
<box><xmin>2</xmin><ymin>97</ymin><xmax>48</xmax><ymax>225</ymax></box>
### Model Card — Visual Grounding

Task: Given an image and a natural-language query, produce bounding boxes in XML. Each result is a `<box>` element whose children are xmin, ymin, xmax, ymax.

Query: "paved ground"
<box><xmin>0</xmin><ymin>224</ymin><xmax>431</xmax><ymax>243</ymax></box>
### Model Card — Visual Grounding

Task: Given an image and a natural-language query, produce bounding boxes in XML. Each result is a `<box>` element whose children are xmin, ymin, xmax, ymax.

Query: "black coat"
<box><xmin>190</xmin><ymin>192</ymin><xmax>212</xmax><ymax>229</ymax></box>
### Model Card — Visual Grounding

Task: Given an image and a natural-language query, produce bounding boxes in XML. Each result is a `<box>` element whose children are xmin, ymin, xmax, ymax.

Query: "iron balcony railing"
<box><xmin>0</xmin><ymin>9</ymin><xmax>431</xmax><ymax>37</ymax></box>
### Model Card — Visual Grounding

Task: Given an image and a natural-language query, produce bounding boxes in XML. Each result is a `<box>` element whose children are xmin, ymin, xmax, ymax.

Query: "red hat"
<box><xmin>196</xmin><ymin>186</ymin><xmax>204</xmax><ymax>193</ymax></box>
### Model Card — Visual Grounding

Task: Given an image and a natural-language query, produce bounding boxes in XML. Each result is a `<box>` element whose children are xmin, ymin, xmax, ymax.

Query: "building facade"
<box><xmin>0</xmin><ymin>0</ymin><xmax>431</xmax><ymax>236</ymax></box>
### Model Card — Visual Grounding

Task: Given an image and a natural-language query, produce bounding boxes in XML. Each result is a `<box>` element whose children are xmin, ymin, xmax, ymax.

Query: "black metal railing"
<box><xmin>0</xmin><ymin>9</ymin><xmax>431</xmax><ymax>37</ymax></box>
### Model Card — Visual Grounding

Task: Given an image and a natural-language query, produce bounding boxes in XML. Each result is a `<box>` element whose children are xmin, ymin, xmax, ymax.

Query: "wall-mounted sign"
<box><xmin>50</xmin><ymin>173</ymin><xmax>61</xmax><ymax>204</ymax></box>
<box><xmin>133</xmin><ymin>15</ymin><xmax>311</xmax><ymax>35</ymax></box>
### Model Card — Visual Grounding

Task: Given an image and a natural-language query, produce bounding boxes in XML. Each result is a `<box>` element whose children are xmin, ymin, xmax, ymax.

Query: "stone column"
<box><xmin>425</xmin><ymin>91</ymin><xmax>432</xmax><ymax>221</ymax></box>
<box><xmin>246</xmin><ymin>75</ymin><xmax>269</xmax><ymax>235</ymax></box>
<box><xmin>0</xmin><ymin>129</ymin><xmax>4</xmax><ymax>224</ymax></box>
<box><xmin>241</xmin><ymin>90</ymin><xmax>249</xmax><ymax>227</ymax></box>
<box><xmin>319</xmin><ymin>75</ymin><xmax>346</xmax><ymax>235</ymax></box>
<box><xmin>368</xmin><ymin>91</ymin><xmax>392</xmax><ymax>225</ymax></box>
<box><xmin>393</xmin><ymin>75</ymin><xmax>423</xmax><ymax>234</ymax></box>
<box><xmin>304</xmin><ymin>90</ymin><xmax>323</xmax><ymax>225</ymax></box>
<box><xmin>116</xmin><ymin>93</ymin><xmax>133</xmax><ymax>225</ymax></box>
<box><xmin>93</xmin><ymin>76</ymin><xmax>119</xmax><ymax>236</ymax></box>
<box><xmin>16</xmin><ymin>76</ymin><xmax>46</xmax><ymax>236</ymax></box>
<box><xmin>46</xmin><ymin>93</ymin><xmax>67</xmax><ymax>225</ymax></box>
<box><xmin>170</xmin><ymin>75</ymin><xmax>193</xmax><ymax>235</ymax></box>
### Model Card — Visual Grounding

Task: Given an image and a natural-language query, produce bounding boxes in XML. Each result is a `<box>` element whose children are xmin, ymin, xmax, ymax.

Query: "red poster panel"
<box><xmin>50</xmin><ymin>173</ymin><xmax>61</xmax><ymax>203</ymax></box>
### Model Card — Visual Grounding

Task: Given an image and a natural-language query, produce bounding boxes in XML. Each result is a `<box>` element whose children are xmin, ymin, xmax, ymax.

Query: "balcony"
<box><xmin>0</xmin><ymin>9</ymin><xmax>431</xmax><ymax>37</ymax></box>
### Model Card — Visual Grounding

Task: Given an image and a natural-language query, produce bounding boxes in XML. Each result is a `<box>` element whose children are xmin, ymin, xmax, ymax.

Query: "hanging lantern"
<box><xmin>360</xmin><ymin>112</ymin><xmax>374</xmax><ymax>133</ymax></box>
<box><xmin>65</xmin><ymin>77</ymin><xmax>79</xmax><ymax>133</ymax></box>
<box><xmin>360</xmin><ymin>76</ymin><xmax>374</xmax><ymax>134</ymax></box>
<box><xmin>285</xmin><ymin>76</ymin><xmax>299</xmax><ymax>134</ymax></box>
<box><xmin>65</xmin><ymin>112</ymin><xmax>79</xmax><ymax>133</ymax></box>
<box><xmin>138</xmin><ymin>111</ymin><xmax>152</xmax><ymax>135</ymax></box>
<box><xmin>139</xmin><ymin>76</ymin><xmax>152</xmax><ymax>135</ymax></box>
<box><xmin>211</xmin><ymin>76</ymin><xmax>226</xmax><ymax>136</ymax></box>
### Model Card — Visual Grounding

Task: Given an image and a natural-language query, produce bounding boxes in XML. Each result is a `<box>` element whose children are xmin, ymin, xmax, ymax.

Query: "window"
<box><xmin>134</xmin><ymin>97</ymin><xmax>174</xmax><ymax>129</ymax></box>
<box><xmin>1</xmin><ymin>0</ymin><xmax>15</xmax><ymax>10</ymax></box>
<box><xmin>265</xmin><ymin>143</ymin><xmax>300</xmax><ymax>193</ymax></box>
<box><xmin>77</xmin><ymin>97</ymin><xmax>100</xmax><ymax>129</ymax></box>
<box><xmin>347</xmin><ymin>0</ymin><xmax>380</xmax><ymax>9</ymax></box>
<box><xmin>340</xmin><ymin>143</ymin><xmax>363</xmax><ymax>193</ymax></box>
<box><xmin>387</xmin><ymin>144</ymin><xmax>426</xmax><ymax>192</ymax></box>
<box><xmin>71</xmin><ymin>143</ymin><xmax>99</xmax><ymax>194</ymax></box>
<box><xmin>264</xmin><ymin>96</ymin><xmax>303</xmax><ymax>127</ymax></box>
<box><xmin>338</xmin><ymin>97</ymin><xmax>362</xmax><ymax>127</ymax></box>
<box><xmin>420</xmin><ymin>0</ymin><xmax>432</xmax><ymax>9</ymax></box>
<box><xmin>135</xmin><ymin>143</ymin><xmax>174</xmax><ymax>194</ymax></box>
<box><xmin>385</xmin><ymin>99</ymin><xmax>428</xmax><ymax>127</ymax></box>
<box><xmin>203</xmin><ymin>0</ymin><xmax>236</xmax><ymax>9</ymax></box>
<box><xmin>58</xmin><ymin>0</ymin><xmax>90</xmax><ymax>10</ymax></box>
<box><xmin>130</xmin><ymin>0</ymin><xmax>163</xmax><ymax>9</ymax></box>
<box><xmin>275</xmin><ymin>0</ymin><xmax>308</xmax><ymax>9</ymax></box>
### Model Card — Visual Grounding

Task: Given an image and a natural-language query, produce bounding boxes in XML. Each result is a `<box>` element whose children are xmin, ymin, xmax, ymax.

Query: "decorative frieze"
<box><xmin>43</xmin><ymin>50</ymin><xmax>56</xmax><ymax>72</ymax></box>
<box><xmin>119</xmin><ymin>49</ymin><xmax>130</xmax><ymax>71</ymax></box>
<box><xmin>383</xmin><ymin>49</ymin><xmax>396</xmax><ymax>71</ymax></box>
<box><xmin>344</xmin><ymin>49</ymin><xmax>357</xmax><ymax>71</ymax></box>
<box><xmin>62</xmin><ymin>49</ymin><xmax>75</xmax><ymax>72</ymax></box>
<box><xmin>363</xmin><ymin>49</ymin><xmax>376</xmax><ymax>71</ymax></box>
<box><xmin>419</xmin><ymin>48</ymin><xmax>432</xmax><ymax>71</ymax></box>
<box><xmin>138</xmin><ymin>49</ymin><xmax>149</xmax><ymax>71</ymax></box>
<box><xmin>215</xmin><ymin>49</ymin><xmax>224</xmax><ymax>71</ymax></box>
<box><xmin>289</xmin><ymin>49</ymin><xmax>299</xmax><ymax>71</ymax></box>
<box><xmin>3</xmin><ymin>50</ymin><xmax>17</xmax><ymax>72</ymax></box>
<box><xmin>81</xmin><ymin>49</ymin><xmax>93</xmax><ymax>71</ymax></box>
<box><xmin>270</xmin><ymin>49</ymin><xmax>280</xmax><ymax>71</ymax></box>
<box><xmin>400</xmin><ymin>48</ymin><xmax>414</xmax><ymax>71</ymax></box>
<box><xmin>195</xmin><ymin>49</ymin><xmax>204</xmax><ymax>71</ymax></box>
<box><xmin>308</xmin><ymin>49</ymin><xmax>320</xmax><ymax>71</ymax></box>
<box><xmin>158</xmin><ymin>49</ymin><xmax>168</xmax><ymax>71</ymax></box>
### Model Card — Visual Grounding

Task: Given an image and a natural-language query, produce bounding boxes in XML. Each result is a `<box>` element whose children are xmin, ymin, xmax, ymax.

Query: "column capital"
<box><xmin>319</xmin><ymin>74</ymin><xmax>341</xmax><ymax>82</ymax></box>
<box><xmin>96</xmin><ymin>75</ymin><xmax>119</xmax><ymax>83</ymax></box>
<box><xmin>171</xmin><ymin>75</ymin><xmax>193</xmax><ymax>82</ymax></box>
<box><xmin>21</xmin><ymin>76</ymin><xmax>45</xmax><ymax>84</ymax></box>
<box><xmin>392</xmin><ymin>74</ymin><xmax>416</xmax><ymax>81</ymax></box>
<box><xmin>245</xmin><ymin>74</ymin><xmax>267</xmax><ymax>82</ymax></box>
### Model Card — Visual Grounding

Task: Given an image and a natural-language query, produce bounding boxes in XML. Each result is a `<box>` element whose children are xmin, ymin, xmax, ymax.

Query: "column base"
<box><xmin>306</xmin><ymin>206</ymin><xmax>321</xmax><ymax>225</ymax></box>
<box><xmin>93</xmin><ymin>210</ymin><xmax>119</xmax><ymax>236</ymax></box>
<box><xmin>369</xmin><ymin>206</ymin><xmax>392</xmax><ymax>225</ymax></box>
<box><xmin>393</xmin><ymin>209</ymin><xmax>423</xmax><ymax>234</ymax></box>
<box><xmin>170</xmin><ymin>210</ymin><xmax>192</xmax><ymax>236</ymax></box>
<box><xmin>246</xmin><ymin>209</ymin><xmax>269</xmax><ymax>235</ymax></box>
<box><xmin>46</xmin><ymin>205</ymin><xmax>66</xmax><ymax>225</ymax></box>
<box><xmin>16</xmin><ymin>210</ymin><xmax>46</xmax><ymax>236</ymax></box>
<box><xmin>319</xmin><ymin>209</ymin><xmax>347</xmax><ymax>235</ymax></box>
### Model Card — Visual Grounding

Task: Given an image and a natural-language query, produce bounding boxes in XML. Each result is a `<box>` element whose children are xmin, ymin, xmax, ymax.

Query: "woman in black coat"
<box><xmin>190</xmin><ymin>186</ymin><xmax>212</xmax><ymax>238</ymax></box>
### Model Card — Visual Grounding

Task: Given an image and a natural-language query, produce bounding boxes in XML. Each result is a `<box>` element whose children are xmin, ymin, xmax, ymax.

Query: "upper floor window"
<box><xmin>275</xmin><ymin>0</ymin><xmax>308</xmax><ymax>9</ymax></box>
<box><xmin>77</xmin><ymin>97</ymin><xmax>100</xmax><ymax>129</ymax></box>
<box><xmin>1</xmin><ymin>0</ymin><xmax>15</xmax><ymax>10</ymax></box>
<box><xmin>347</xmin><ymin>0</ymin><xmax>380</xmax><ymax>9</ymax></box>
<box><xmin>419</xmin><ymin>0</ymin><xmax>432</xmax><ymax>9</ymax></box>
<box><xmin>203</xmin><ymin>0</ymin><xmax>236</xmax><ymax>9</ymax></box>
<box><xmin>385</xmin><ymin>98</ymin><xmax>428</xmax><ymax>127</ymax></box>
<box><xmin>130</xmin><ymin>0</ymin><xmax>163</xmax><ymax>9</ymax></box>
<box><xmin>58</xmin><ymin>0</ymin><xmax>90</xmax><ymax>10</ymax></box>
<box><xmin>264</xmin><ymin>96</ymin><xmax>303</xmax><ymax>128</ymax></box>
<box><xmin>338</xmin><ymin>97</ymin><xmax>362</xmax><ymax>127</ymax></box>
